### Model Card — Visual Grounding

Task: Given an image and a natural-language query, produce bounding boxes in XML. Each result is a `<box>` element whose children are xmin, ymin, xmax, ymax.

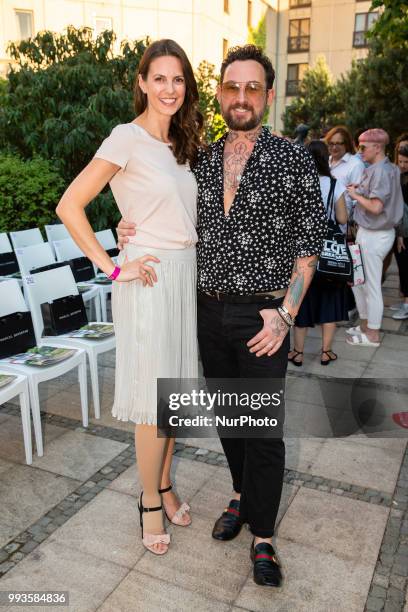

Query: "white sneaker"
<box><xmin>389</xmin><ymin>302</ymin><xmax>403</xmax><ymax>311</ymax></box>
<box><xmin>392</xmin><ymin>304</ymin><xmax>408</xmax><ymax>320</ymax></box>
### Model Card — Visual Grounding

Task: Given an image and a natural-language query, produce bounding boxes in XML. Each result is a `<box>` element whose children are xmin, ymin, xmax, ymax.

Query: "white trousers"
<box><xmin>352</xmin><ymin>226</ymin><xmax>395</xmax><ymax>329</ymax></box>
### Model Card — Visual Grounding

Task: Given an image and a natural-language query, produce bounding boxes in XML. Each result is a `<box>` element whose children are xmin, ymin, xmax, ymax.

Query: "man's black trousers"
<box><xmin>197</xmin><ymin>293</ymin><xmax>289</xmax><ymax>538</ymax></box>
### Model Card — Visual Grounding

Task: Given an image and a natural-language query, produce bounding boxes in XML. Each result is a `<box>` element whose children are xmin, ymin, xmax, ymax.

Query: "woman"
<box><xmin>56</xmin><ymin>39</ymin><xmax>203</xmax><ymax>555</ymax></box>
<box><xmin>288</xmin><ymin>140</ymin><xmax>348</xmax><ymax>366</ymax></box>
<box><xmin>392</xmin><ymin>143</ymin><xmax>408</xmax><ymax>320</ymax></box>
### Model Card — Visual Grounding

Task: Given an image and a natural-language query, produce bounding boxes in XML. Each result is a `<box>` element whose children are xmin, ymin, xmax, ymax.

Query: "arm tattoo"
<box><xmin>286</xmin><ymin>256</ymin><xmax>317</xmax><ymax>310</ymax></box>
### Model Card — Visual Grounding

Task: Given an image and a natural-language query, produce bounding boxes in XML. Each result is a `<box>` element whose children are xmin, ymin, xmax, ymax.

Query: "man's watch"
<box><xmin>277</xmin><ymin>305</ymin><xmax>296</xmax><ymax>327</ymax></box>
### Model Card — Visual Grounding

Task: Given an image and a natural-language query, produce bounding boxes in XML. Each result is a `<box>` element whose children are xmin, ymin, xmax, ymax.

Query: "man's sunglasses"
<box><xmin>220</xmin><ymin>81</ymin><xmax>267</xmax><ymax>99</ymax></box>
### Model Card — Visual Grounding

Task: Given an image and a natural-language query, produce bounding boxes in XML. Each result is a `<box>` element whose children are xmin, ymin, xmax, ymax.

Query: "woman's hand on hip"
<box><xmin>117</xmin><ymin>255</ymin><xmax>160</xmax><ymax>285</ymax></box>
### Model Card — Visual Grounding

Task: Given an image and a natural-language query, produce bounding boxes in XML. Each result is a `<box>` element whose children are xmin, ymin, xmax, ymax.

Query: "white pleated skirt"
<box><xmin>111</xmin><ymin>244</ymin><xmax>198</xmax><ymax>425</ymax></box>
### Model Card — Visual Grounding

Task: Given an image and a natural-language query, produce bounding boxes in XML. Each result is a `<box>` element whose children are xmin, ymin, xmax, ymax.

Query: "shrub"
<box><xmin>0</xmin><ymin>154</ymin><xmax>65</xmax><ymax>232</ymax></box>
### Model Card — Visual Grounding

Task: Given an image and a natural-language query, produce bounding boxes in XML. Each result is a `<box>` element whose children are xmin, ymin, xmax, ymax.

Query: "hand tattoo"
<box><xmin>267</xmin><ymin>311</ymin><xmax>289</xmax><ymax>338</ymax></box>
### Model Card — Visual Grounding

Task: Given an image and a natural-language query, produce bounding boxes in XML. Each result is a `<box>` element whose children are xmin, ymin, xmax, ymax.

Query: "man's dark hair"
<box><xmin>220</xmin><ymin>45</ymin><xmax>275</xmax><ymax>89</ymax></box>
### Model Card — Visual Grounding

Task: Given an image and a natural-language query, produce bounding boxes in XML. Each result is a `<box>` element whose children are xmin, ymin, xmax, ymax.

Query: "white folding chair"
<box><xmin>54</xmin><ymin>237</ymin><xmax>112</xmax><ymax>322</ymax></box>
<box><xmin>22</xmin><ymin>266</ymin><xmax>115</xmax><ymax>420</ymax></box>
<box><xmin>44</xmin><ymin>224</ymin><xmax>70</xmax><ymax>255</ymax></box>
<box><xmin>0</xmin><ymin>233</ymin><xmax>13</xmax><ymax>254</ymax></box>
<box><xmin>15</xmin><ymin>242</ymin><xmax>56</xmax><ymax>276</ymax></box>
<box><xmin>0</xmin><ymin>279</ymin><xmax>88</xmax><ymax>457</ymax></box>
<box><xmin>24</xmin><ymin>242</ymin><xmax>102</xmax><ymax>322</ymax></box>
<box><xmin>0</xmin><ymin>233</ymin><xmax>22</xmax><ymax>283</ymax></box>
<box><xmin>10</xmin><ymin>228</ymin><xmax>44</xmax><ymax>250</ymax></box>
<box><xmin>95</xmin><ymin>229</ymin><xmax>117</xmax><ymax>251</ymax></box>
<box><xmin>0</xmin><ymin>372</ymin><xmax>32</xmax><ymax>464</ymax></box>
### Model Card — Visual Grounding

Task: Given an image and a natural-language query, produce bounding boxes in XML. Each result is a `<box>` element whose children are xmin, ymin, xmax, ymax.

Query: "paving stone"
<box><xmin>373</xmin><ymin>574</ymin><xmax>389</xmax><ymax>589</ymax></box>
<box><xmin>0</xmin><ymin>539</ymin><xmax>127</xmax><ymax>611</ymax></box>
<box><xmin>277</xmin><ymin>488</ymin><xmax>388</xmax><ymax>564</ymax></box>
<box><xmin>392</xmin><ymin>563</ymin><xmax>408</xmax><ymax>577</ymax></box>
<box><xmin>4</xmin><ymin>543</ymin><xmax>20</xmax><ymax>554</ymax></box>
<box><xmin>0</xmin><ymin>549</ymin><xmax>9</xmax><ymax>563</ymax></box>
<box><xmin>371</xmin><ymin>585</ymin><xmax>387</xmax><ymax>599</ymax></box>
<box><xmin>0</xmin><ymin>561</ymin><xmax>15</xmax><ymax>573</ymax></box>
<box><xmin>384</xmin><ymin>599</ymin><xmax>402</xmax><ymax>612</ymax></box>
<box><xmin>20</xmin><ymin>540</ymin><xmax>38</xmax><ymax>554</ymax></box>
<box><xmin>366</xmin><ymin>596</ymin><xmax>385</xmax><ymax>611</ymax></box>
<box><xmin>389</xmin><ymin>575</ymin><xmax>406</xmax><ymax>590</ymax></box>
<box><xmin>388</xmin><ymin>589</ymin><xmax>405</xmax><ymax>605</ymax></box>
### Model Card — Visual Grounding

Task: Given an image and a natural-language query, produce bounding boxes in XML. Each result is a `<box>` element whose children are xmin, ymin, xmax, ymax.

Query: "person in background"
<box><xmin>346</xmin><ymin>129</ymin><xmax>404</xmax><ymax>346</ymax></box>
<box><xmin>325</xmin><ymin>125</ymin><xmax>365</xmax><ymax>222</ymax></box>
<box><xmin>353</xmin><ymin>128</ymin><xmax>369</xmax><ymax>167</ymax></box>
<box><xmin>392</xmin><ymin>143</ymin><xmax>408</xmax><ymax>320</ymax></box>
<box><xmin>288</xmin><ymin>141</ymin><xmax>348</xmax><ymax>366</ymax></box>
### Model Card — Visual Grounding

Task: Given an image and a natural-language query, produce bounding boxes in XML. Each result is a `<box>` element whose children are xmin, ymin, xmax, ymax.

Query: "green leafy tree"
<box><xmin>337</xmin><ymin>40</ymin><xmax>408</xmax><ymax>144</ymax></box>
<box><xmin>248</xmin><ymin>15</ymin><xmax>266</xmax><ymax>50</ymax></box>
<box><xmin>0</xmin><ymin>154</ymin><xmax>65</xmax><ymax>232</ymax></box>
<box><xmin>282</xmin><ymin>56</ymin><xmax>343</xmax><ymax>137</ymax></box>
<box><xmin>368</xmin><ymin>0</ymin><xmax>408</xmax><ymax>49</ymax></box>
<box><xmin>195</xmin><ymin>60</ymin><xmax>226</xmax><ymax>141</ymax></box>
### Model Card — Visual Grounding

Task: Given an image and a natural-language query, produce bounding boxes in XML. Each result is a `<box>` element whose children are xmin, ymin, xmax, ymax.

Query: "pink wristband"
<box><xmin>107</xmin><ymin>265</ymin><xmax>121</xmax><ymax>281</ymax></box>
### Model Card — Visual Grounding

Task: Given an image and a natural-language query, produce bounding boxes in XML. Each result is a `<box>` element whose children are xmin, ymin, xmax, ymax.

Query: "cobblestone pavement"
<box><xmin>0</xmin><ymin>266</ymin><xmax>407</xmax><ymax>612</ymax></box>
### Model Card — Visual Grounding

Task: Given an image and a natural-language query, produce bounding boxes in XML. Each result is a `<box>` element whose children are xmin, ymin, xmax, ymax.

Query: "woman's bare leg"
<box><xmin>160</xmin><ymin>438</ymin><xmax>191</xmax><ymax>525</ymax></box>
<box><xmin>288</xmin><ymin>327</ymin><xmax>308</xmax><ymax>364</ymax></box>
<box><xmin>321</xmin><ymin>322</ymin><xmax>337</xmax><ymax>362</ymax></box>
<box><xmin>135</xmin><ymin>424</ymin><xmax>168</xmax><ymax>553</ymax></box>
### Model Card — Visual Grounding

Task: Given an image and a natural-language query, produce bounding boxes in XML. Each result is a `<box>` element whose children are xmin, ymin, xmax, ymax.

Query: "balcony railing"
<box><xmin>289</xmin><ymin>0</ymin><xmax>311</xmax><ymax>7</ymax></box>
<box><xmin>353</xmin><ymin>30</ymin><xmax>368</xmax><ymax>47</ymax></box>
<box><xmin>288</xmin><ymin>35</ymin><xmax>310</xmax><ymax>52</ymax></box>
<box><xmin>286</xmin><ymin>79</ymin><xmax>301</xmax><ymax>96</ymax></box>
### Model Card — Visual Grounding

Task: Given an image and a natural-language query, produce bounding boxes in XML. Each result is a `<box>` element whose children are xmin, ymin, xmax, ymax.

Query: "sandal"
<box><xmin>159</xmin><ymin>484</ymin><xmax>191</xmax><ymax>526</ymax></box>
<box><xmin>288</xmin><ymin>349</ymin><xmax>303</xmax><ymax>367</ymax></box>
<box><xmin>138</xmin><ymin>492</ymin><xmax>170</xmax><ymax>555</ymax></box>
<box><xmin>321</xmin><ymin>350</ymin><xmax>338</xmax><ymax>365</ymax></box>
<box><xmin>346</xmin><ymin>333</ymin><xmax>380</xmax><ymax>347</ymax></box>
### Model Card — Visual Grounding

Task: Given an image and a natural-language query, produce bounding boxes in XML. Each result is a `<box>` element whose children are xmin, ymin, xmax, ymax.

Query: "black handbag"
<box><xmin>66</xmin><ymin>256</ymin><xmax>95</xmax><ymax>282</ymax></box>
<box><xmin>0</xmin><ymin>251</ymin><xmax>19</xmax><ymax>276</ymax></box>
<box><xmin>0</xmin><ymin>311</ymin><xmax>36</xmax><ymax>358</ymax></box>
<box><xmin>41</xmin><ymin>294</ymin><xmax>88</xmax><ymax>336</ymax></box>
<box><xmin>316</xmin><ymin>178</ymin><xmax>353</xmax><ymax>283</ymax></box>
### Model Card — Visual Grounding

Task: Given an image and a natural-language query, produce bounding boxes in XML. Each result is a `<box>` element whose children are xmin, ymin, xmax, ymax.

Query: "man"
<box><xmin>118</xmin><ymin>45</ymin><xmax>326</xmax><ymax>587</ymax></box>
<box><xmin>346</xmin><ymin>128</ymin><xmax>404</xmax><ymax>347</ymax></box>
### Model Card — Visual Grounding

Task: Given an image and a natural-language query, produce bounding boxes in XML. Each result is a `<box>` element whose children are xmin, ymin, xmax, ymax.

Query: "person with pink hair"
<box><xmin>346</xmin><ymin>129</ymin><xmax>404</xmax><ymax>346</ymax></box>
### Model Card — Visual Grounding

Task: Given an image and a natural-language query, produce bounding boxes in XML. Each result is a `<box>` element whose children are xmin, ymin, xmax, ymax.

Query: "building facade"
<box><xmin>266</xmin><ymin>0</ymin><xmax>378</xmax><ymax>131</ymax></box>
<box><xmin>0</xmin><ymin>0</ymin><xmax>378</xmax><ymax>132</ymax></box>
<box><xmin>0</xmin><ymin>0</ymin><xmax>272</xmax><ymax>75</ymax></box>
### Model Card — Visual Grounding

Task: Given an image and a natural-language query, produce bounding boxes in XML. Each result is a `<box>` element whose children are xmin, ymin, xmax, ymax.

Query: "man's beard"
<box><xmin>222</xmin><ymin>102</ymin><xmax>266</xmax><ymax>131</ymax></box>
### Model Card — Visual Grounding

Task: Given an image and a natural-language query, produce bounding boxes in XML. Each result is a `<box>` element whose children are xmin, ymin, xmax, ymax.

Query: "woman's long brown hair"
<box><xmin>134</xmin><ymin>39</ymin><xmax>204</xmax><ymax>167</ymax></box>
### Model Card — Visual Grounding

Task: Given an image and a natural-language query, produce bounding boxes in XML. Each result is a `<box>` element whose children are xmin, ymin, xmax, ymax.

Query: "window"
<box><xmin>224</xmin><ymin>0</ymin><xmax>229</xmax><ymax>14</ymax></box>
<box><xmin>353</xmin><ymin>12</ymin><xmax>378</xmax><ymax>47</ymax></box>
<box><xmin>223</xmin><ymin>38</ymin><xmax>229</xmax><ymax>59</ymax></box>
<box><xmin>247</xmin><ymin>1</ymin><xmax>253</xmax><ymax>28</ymax></box>
<box><xmin>94</xmin><ymin>17</ymin><xmax>113</xmax><ymax>35</ymax></box>
<box><xmin>289</xmin><ymin>0</ymin><xmax>311</xmax><ymax>7</ymax></box>
<box><xmin>288</xmin><ymin>18</ymin><xmax>310</xmax><ymax>52</ymax></box>
<box><xmin>286</xmin><ymin>63</ymin><xmax>308</xmax><ymax>96</ymax></box>
<box><xmin>15</xmin><ymin>10</ymin><xmax>33</xmax><ymax>40</ymax></box>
